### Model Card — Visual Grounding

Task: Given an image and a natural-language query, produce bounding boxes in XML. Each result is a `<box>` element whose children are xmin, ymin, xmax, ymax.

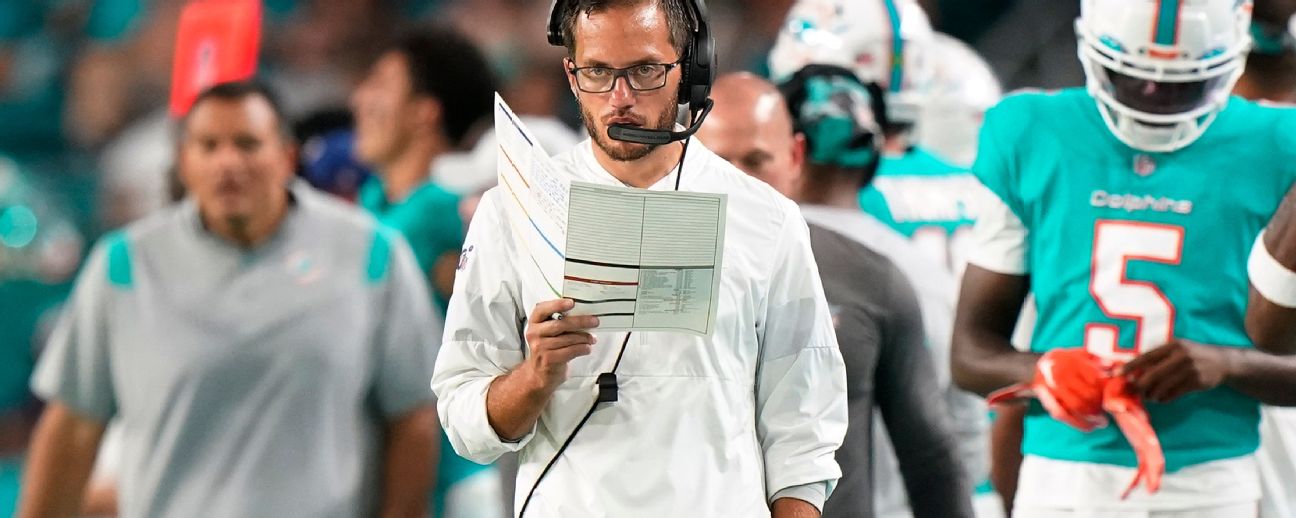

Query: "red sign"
<box><xmin>169</xmin><ymin>0</ymin><xmax>262</xmax><ymax>117</ymax></box>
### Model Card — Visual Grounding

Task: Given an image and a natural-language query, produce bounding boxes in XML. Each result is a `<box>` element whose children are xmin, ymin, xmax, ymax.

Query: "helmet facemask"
<box><xmin>1075</xmin><ymin>0</ymin><xmax>1251</xmax><ymax>153</ymax></box>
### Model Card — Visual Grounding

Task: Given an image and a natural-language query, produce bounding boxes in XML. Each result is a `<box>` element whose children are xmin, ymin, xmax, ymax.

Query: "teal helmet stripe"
<box><xmin>883</xmin><ymin>0</ymin><xmax>904</xmax><ymax>93</ymax></box>
<box><xmin>1153</xmin><ymin>0</ymin><xmax>1182</xmax><ymax>46</ymax></box>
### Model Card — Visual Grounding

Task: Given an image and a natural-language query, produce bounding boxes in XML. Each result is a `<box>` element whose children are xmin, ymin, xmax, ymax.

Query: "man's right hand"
<box><xmin>485</xmin><ymin>298</ymin><xmax>601</xmax><ymax>441</ymax></box>
<box><xmin>521</xmin><ymin>299</ymin><xmax>600</xmax><ymax>392</ymax></box>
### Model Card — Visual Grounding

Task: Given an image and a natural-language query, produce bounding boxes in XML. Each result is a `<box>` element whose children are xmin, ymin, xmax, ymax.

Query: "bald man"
<box><xmin>694</xmin><ymin>73</ymin><xmax>805</xmax><ymax>196</ymax></box>
<box><xmin>700</xmin><ymin>71</ymin><xmax>975</xmax><ymax>518</ymax></box>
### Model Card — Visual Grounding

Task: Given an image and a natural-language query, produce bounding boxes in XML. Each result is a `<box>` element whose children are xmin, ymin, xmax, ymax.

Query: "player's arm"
<box><xmin>875</xmin><ymin>270</ymin><xmax>974</xmax><ymax>518</ymax></box>
<box><xmin>988</xmin><ymin>404</ymin><xmax>1026</xmax><ymax>516</ymax></box>
<box><xmin>81</xmin><ymin>476</ymin><xmax>119</xmax><ymax>515</ymax></box>
<box><xmin>1122</xmin><ymin>340</ymin><xmax>1296</xmax><ymax>406</ymax></box>
<box><xmin>432</xmin><ymin>251</ymin><xmax>459</xmax><ymax>301</ymax></box>
<box><xmin>951</xmin><ymin>175</ymin><xmax>1038</xmax><ymax>395</ymax></box>
<box><xmin>951</xmin><ymin>266</ymin><xmax>1037</xmax><ymax>396</ymax></box>
<box><xmin>379</xmin><ymin>406</ymin><xmax>437</xmax><ymax>518</ymax></box>
<box><xmin>1246</xmin><ymin>183</ymin><xmax>1296</xmax><ymax>354</ymax></box>
<box><xmin>1221</xmin><ymin>351</ymin><xmax>1296</xmax><ymax>406</ymax></box>
<box><xmin>18</xmin><ymin>403</ymin><xmax>106</xmax><ymax>518</ymax></box>
<box><xmin>371</xmin><ymin>232</ymin><xmax>447</xmax><ymax>517</ymax></box>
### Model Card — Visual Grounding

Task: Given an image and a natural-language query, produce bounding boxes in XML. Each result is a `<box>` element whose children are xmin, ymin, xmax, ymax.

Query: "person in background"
<box><xmin>18</xmin><ymin>81</ymin><xmax>440</xmax><ymax>518</ymax></box>
<box><xmin>1236</xmin><ymin>14</ymin><xmax>1296</xmax><ymax>518</ymax></box>
<box><xmin>769</xmin><ymin>0</ymin><xmax>979</xmax><ymax>277</ymax></box>
<box><xmin>351</xmin><ymin>25</ymin><xmax>497</xmax><ymax>312</ymax></box>
<box><xmin>697</xmin><ymin>70</ymin><xmax>973</xmax><ymax>518</ymax></box>
<box><xmin>349</xmin><ymin>26</ymin><xmax>504</xmax><ymax>518</ymax></box>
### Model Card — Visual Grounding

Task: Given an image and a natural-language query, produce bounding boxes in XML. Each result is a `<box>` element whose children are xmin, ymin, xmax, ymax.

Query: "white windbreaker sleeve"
<box><xmin>756</xmin><ymin>202</ymin><xmax>849</xmax><ymax>502</ymax></box>
<box><xmin>431</xmin><ymin>189</ymin><xmax>530</xmax><ymax>464</ymax></box>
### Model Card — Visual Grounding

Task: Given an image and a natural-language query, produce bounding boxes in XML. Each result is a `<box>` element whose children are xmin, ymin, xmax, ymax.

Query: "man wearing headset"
<box><xmin>430</xmin><ymin>1</ymin><xmax>848</xmax><ymax>517</ymax></box>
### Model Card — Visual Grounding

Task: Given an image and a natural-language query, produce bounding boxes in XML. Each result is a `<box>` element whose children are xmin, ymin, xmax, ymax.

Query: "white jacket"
<box><xmin>432</xmin><ymin>140</ymin><xmax>848</xmax><ymax>517</ymax></box>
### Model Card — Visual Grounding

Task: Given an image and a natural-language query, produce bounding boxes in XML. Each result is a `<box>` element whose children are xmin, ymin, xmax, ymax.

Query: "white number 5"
<box><xmin>1084</xmin><ymin>220</ymin><xmax>1184</xmax><ymax>361</ymax></box>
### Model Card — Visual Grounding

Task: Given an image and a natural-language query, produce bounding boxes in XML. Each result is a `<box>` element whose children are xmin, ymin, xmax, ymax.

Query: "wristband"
<box><xmin>1248</xmin><ymin>231</ymin><xmax>1296</xmax><ymax>308</ymax></box>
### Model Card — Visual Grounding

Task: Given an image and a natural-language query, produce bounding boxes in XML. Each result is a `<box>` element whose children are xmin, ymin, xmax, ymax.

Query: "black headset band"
<box><xmin>547</xmin><ymin>0</ymin><xmax>708</xmax><ymax>48</ymax></box>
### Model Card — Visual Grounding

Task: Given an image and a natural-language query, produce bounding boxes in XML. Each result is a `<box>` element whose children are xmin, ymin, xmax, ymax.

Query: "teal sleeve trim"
<box><xmin>104</xmin><ymin>232</ymin><xmax>133</xmax><ymax>288</ymax></box>
<box><xmin>367</xmin><ymin>228</ymin><xmax>393</xmax><ymax>284</ymax></box>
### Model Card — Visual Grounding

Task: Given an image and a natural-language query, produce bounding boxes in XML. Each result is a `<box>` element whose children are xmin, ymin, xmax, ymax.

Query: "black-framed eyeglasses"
<box><xmin>567</xmin><ymin>61</ymin><xmax>681</xmax><ymax>93</ymax></box>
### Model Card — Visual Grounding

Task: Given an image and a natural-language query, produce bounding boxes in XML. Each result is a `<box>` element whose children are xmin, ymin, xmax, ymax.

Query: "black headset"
<box><xmin>547</xmin><ymin>0</ymin><xmax>716</xmax><ymax>145</ymax></box>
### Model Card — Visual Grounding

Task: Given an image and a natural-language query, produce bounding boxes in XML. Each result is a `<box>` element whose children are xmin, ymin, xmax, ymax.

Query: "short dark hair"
<box><xmin>182</xmin><ymin>81</ymin><xmax>292</xmax><ymax>140</ymax></box>
<box><xmin>386</xmin><ymin>26</ymin><xmax>498</xmax><ymax>147</ymax></box>
<box><xmin>559</xmin><ymin>0</ymin><xmax>692</xmax><ymax>59</ymax></box>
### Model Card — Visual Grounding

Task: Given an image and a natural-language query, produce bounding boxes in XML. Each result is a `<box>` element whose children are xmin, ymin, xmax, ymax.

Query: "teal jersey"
<box><xmin>860</xmin><ymin>147</ymin><xmax>979</xmax><ymax>271</ymax></box>
<box><xmin>0</xmin><ymin>457</ymin><xmax>19</xmax><ymax>518</ymax></box>
<box><xmin>974</xmin><ymin>88</ymin><xmax>1296</xmax><ymax>472</ymax></box>
<box><xmin>358</xmin><ymin>177</ymin><xmax>464</xmax><ymax>314</ymax></box>
<box><xmin>357</xmin><ymin>177</ymin><xmax>486</xmax><ymax>512</ymax></box>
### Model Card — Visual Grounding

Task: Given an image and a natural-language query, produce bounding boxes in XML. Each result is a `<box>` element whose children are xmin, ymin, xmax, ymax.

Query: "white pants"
<box><xmin>1257</xmin><ymin>406</ymin><xmax>1296</xmax><ymax>518</ymax></box>
<box><xmin>1011</xmin><ymin>502</ymin><xmax>1257</xmax><ymax>518</ymax></box>
<box><xmin>1014</xmin><ymin>455</ymin><xmax>1260</xmax><ymax>517</ymax></box>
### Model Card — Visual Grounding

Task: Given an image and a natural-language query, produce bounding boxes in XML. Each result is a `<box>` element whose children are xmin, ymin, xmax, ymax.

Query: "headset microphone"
<box><xmin>606</xmin><ymin>99</ymin><xmax>714</xmax><ymax>145</ymax></box>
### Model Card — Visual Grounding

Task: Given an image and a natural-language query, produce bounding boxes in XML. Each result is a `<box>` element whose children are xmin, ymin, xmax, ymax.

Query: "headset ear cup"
<box><xmin>691</xmin><ymin>35</ymin><xmax>714</xmax><ymax>108</ymax></box>
<box><xmin>547</xmin><ymin>0</ymin><xmax>566</xmax><ymax>47</ymax></box>
<box><xmin>678</xmin><ymin>43</ymin><xmax>693</xmax><ymax>106</ymax></box>
<box><xmin>678</xmin><ymin>0</ymin><xmax>713</xmax><ymax>111</ymax></box>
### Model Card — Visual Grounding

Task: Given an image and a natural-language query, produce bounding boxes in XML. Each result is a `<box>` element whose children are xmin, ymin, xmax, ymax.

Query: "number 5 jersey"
<box><xmin>967</xmin><ymin>88</ymin><xmax>1296</xmax><ymax>475</ymax></box>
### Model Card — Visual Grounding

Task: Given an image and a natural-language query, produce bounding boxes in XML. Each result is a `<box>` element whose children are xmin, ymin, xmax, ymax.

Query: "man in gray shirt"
<box><xmin>698</xmin><ymin>71</ymin><xmax>973</xmax><ymax>518</ymax></box>
<box><xmin>18</xmin><ymin>82</ymin><xmax>440</xmax><ymax>518</ymax></box>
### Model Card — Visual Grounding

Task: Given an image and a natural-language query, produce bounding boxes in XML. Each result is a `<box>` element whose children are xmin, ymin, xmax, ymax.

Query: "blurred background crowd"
<box><xmin>3</xmin><ymin>0</ymin><xmax>1296</xmax><ymax>516</ymax></box>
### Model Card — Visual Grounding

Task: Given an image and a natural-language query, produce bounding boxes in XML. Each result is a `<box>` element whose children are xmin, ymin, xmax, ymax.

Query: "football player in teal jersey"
<box><xmin>953</xmin><ymin>0</ymin><xmax>1296</xmax><ymax>515</ymax></box>
<box><xmin>350</xmin><ymin>27</ymin><xmax>503</xmax><ymax>518</ymax></box>
<box><xmin>768</xmin><ymin>0</ymin><xmax>995</xmax><ymax>275</ymax></box>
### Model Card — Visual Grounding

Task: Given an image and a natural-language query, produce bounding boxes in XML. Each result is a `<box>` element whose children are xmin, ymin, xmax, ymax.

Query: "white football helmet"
<box><xmin>769</xmin><ymin>0</ymin><xmax>935</xmax><ymax>126</ymax></box>
<box><xmin>1076</xmin><ymin>0</ymin><xmax>1252</xmax><ymax>152</ymax></box>
<box><xmin>914</xmin><ymin>33</ymin><xmax>1002</xmax><ymax>166</ymax></box>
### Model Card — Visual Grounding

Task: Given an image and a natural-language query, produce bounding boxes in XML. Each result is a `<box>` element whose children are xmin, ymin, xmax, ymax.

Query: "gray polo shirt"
<box><xmin>806</xmin><ymin>221</ymin><xmax>973</xmax><ymax>518</ymax></box>
<box><xmin>32</xmin><ymin>184</ymin><xmax>440</xmax><ymax>518</ymax></box>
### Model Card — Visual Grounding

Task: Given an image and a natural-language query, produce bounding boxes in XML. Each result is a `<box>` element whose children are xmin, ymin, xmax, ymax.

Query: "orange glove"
<box><xmin>1103</xmin><ymin>373</ymin><xmax>1165</xmax><ymax>499</ymax></box>
<box><xmin>988</xmin><ymin>348</ymin><xmax>1110</xmax><ymax>432</ymax></box>
<box><xmin>988</xmin><ymin>351</ymin><xmax>1166</xmax><ymax>500</ymax></box>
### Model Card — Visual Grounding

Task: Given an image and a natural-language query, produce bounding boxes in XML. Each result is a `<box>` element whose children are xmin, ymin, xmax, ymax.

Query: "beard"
<box><xmin>579</xmin><ymin>101</ymin><xmax>679</xmax><ymax>162</ymax></box>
